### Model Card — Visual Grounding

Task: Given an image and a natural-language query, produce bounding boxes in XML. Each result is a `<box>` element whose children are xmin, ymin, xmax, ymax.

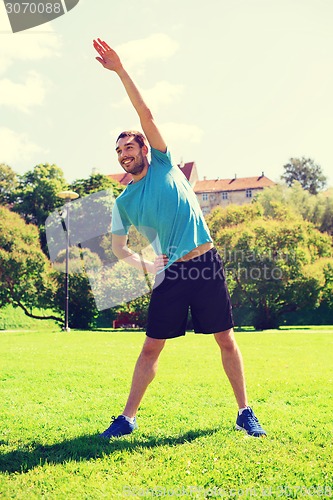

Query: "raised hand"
<box><xmin>93</xmin><ymin>38</ymin><xmax>123</xmax><ymax>72</ymax></box>
<box><xmin>93</xmin><ymin>37</ymin><xmax>167</xmax><ymax>152</ymax></box>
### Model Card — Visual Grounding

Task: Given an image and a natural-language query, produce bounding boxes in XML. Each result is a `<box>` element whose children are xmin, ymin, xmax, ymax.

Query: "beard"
<box><xmin>121</xmin><ymin>150</ymin><xmax>146</xmax><ymax>176</ymax></box>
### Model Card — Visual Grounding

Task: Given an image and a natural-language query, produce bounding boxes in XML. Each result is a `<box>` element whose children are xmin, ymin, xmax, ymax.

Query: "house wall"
<box><xmin>198</xmin><ymin>188</ymin><xmax>261</xmax><ymax>215</ymax></box>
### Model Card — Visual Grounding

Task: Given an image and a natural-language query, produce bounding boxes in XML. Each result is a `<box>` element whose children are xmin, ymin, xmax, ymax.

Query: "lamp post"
<box><xmin>56</xmin><ymin>190</ymin><xmax>79</xmax><ymax>331</ymax></box>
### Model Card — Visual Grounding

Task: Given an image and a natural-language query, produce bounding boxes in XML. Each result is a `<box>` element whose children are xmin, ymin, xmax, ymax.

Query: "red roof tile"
<box><xmin>108</xmin><ymin>172</ymin><xmax>133</xmax><ymax>186</ymax></box>
<box><xmin>194</xmin><ymin>175</ymin><xmax>275</xmax><ymax>193</ymax></box>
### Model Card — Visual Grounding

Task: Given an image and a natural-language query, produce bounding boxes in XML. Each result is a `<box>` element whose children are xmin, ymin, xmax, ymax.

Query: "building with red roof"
<box><xmin>194</xmin><ymin>173</ymin><xmax>275</xmax><ymax>214</ymax></box>
<box><xmin>108</xmin><ymin>163</ymin><xmax>275</xmax><ymax>214</ymax></box>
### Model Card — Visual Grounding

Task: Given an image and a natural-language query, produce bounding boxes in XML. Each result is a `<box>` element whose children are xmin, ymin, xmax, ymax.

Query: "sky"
<box><xmin>1</xmin><ymin>0</ymin><xmax>333</xmax><ymax>187</ymax></box>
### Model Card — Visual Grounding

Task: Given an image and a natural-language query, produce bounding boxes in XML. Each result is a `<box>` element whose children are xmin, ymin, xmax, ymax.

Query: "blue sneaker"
<box><xmin>100</xmin><ymin>415</ymin><xmax>138</xmax><ymax>439</ymax></box>
<box><xmin>235</xmin><ymin>407</ymin><xmax>266</xmax><ymax>437</ymax></box>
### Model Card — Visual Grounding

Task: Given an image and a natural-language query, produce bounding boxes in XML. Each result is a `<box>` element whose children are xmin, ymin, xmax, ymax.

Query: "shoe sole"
<box><xmin>235</xmin><ymin>424</ymin><xmax>266</xmax><ymax>437</ymax></box>
<box><xmin>99</xmin><ymin>425</ymin><xmax>138</xmax><ymax>439</ymax></box>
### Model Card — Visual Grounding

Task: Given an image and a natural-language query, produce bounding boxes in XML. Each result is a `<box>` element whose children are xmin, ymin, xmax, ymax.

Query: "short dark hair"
<box><xmin>116</xmin><ymin>130</ymin><xmax>148</xmax><ymax>148</ymax></box>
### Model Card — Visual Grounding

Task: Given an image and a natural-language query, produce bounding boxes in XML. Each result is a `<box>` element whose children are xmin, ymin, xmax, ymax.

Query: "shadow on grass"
<box><xmin>0</xmin><ymin>427</ymin><xmax>218</xmax><ymax>474</ymax></box>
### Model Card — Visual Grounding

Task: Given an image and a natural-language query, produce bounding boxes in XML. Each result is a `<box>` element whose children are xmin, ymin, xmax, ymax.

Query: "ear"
<box><xmin>142</xmin><ymin>144</ymin><xmax>149</xmax><ymax>156</ymax></box>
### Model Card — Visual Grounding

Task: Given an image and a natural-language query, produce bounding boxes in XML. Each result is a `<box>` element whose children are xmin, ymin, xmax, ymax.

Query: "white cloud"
<box><xmin>115</xmin><ymin>33</ymin><xmax>179</xmax><ymax>71</ymax></box>
<box><xmin>159</xmin><ymin>122</ymin><xmax>204</xmax><ymax>144</ymax></box>
<box><xmin>0</xmin><ymin>24</ymin><xmax>61</xmax><ymax>74</ymax></box>
<box><xmin>0</xmin><ymin>71</ymin><xmax>48</xmax><ymax>112</ymax></box>
<box><xmin>142</xmin><ymin>81</ymin><xmax>184</xmax><ymax>111</ymax></box>
<box><xmin>0</xmin><ymin>127</ymin><xmax>44</xmax><ymax>166</ymax></box>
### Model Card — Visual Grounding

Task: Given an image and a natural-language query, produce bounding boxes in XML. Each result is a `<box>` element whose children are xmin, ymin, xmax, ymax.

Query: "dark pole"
<box><xmin>56</xmin><ymin>190</ymin><xmax>79</xmax><ymax>332</ymax></box>
<box><xmin>64</xmin><ymin>198</ymin><xmax>70</xmax><ymax>331</ymax></box>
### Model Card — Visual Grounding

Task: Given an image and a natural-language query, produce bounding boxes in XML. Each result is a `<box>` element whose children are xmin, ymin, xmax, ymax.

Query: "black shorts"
<box><xmin>146</xmin><ymin>248</ymin><xmax>234</xmax><ymax>339</ymax></box>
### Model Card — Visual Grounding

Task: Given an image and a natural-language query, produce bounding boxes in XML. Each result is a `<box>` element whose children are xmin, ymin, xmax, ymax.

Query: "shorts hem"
<box><xmin>146</xmin><ymin>331</ymin><xmax>186</xmax><ymax>340</ymax></box>
<box><xmin>193</xmin><ymin>322</ymin><xmax>235</xmax><ymax>334</ymax></box>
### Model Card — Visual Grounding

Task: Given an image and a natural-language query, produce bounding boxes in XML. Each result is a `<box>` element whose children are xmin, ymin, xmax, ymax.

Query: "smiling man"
<box><xmin>93</xmin><ymin>38</ymin><xmax>266</xmax><ymax>439</ymax></box>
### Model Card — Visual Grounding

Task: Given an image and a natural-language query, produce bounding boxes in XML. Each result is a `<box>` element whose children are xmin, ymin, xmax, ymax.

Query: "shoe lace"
<box><xmin>244</xmin><ymin>409</ymin><xmax>260</xmax><ymax>427</ymax></box>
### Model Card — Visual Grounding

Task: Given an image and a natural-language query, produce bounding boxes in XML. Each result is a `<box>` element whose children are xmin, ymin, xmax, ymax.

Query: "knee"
<box><xmin>141</xmin><ymin>338</ymin><xmax>166</xmax><ymax>359</ymax></box>
<box><xmin>214</xmin><ymin>329</ymin><xmax>237</xmax><ymax>352</ymax></box>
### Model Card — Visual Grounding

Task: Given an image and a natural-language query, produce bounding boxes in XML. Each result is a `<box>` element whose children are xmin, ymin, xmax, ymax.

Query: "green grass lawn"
<box><xmin>0</xmin><ymin>327</ymin><xmax>333</xmax><ymax>499</ymax></box>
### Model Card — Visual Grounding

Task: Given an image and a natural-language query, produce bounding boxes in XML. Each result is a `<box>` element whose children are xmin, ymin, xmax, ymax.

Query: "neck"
<box><xmin>131</xmin><ymin>162</ymin><xmax>149</xmax><ymax>183</ymax></box>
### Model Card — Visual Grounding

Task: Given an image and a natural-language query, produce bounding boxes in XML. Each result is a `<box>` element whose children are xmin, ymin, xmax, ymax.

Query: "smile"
<box><xmin>122</xmin><ymin>158</ymin><xmax>134</xmax><ymax>165</ymax></box>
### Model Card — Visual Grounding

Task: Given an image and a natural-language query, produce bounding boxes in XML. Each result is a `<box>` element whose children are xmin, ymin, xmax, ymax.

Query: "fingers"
<box><xmin>93</xmin><ymin>38</ymin><xmax>120</xmax><ymax>71</ymax></box>
<box><xmin>156</xmin><ymin>254</ymin><xmax>168</xmax><ymax>263</ymax></box>
<box><xmin>98</xmin><ymin>38</ymin><xmax>111</xmax><ymax>50</ymax></box>
<box><xmin>154</xmin><ymin>254</ymin><xmax>169</xmax><ymax>272</ymax></box>
<box><xmin>161</xmin><ymin>254</ymin><xmax>169</xmax><ymax>265</ymax></box>
<box><xmin>93</xmin><ymin>38</ymin><xmax>111</xmax><ymax>56</ymax></box>
<box><xmin>93</xmin><ymin>39</ymin><xmax>104</xmax><ymax>57</ymax></box>
<box><xmin>95</xmin><ymin>56</ymin><xmax>106</xmax><ymax>66</ymax></box>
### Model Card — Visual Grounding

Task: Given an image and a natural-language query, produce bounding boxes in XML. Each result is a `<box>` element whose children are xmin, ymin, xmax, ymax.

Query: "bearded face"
<box><xmin>120</xmin><ymin>148</ymin><xmax>146</xmax><ymax>175</ymax></box>
<box><xmin>116</xmin><ymin>136</ymin><xmax>148</xmax><ymax>178</ymax></box>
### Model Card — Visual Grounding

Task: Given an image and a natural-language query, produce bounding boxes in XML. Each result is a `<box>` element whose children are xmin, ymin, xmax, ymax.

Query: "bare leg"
<box><xmin>214</xmin><ymin>328</ymin><xmax>248</xmax><ymax>409</ymax></box>
<box><xmin>122</xmin><ymin>336</ymin><xmax>166</xmax><ymax>418</ymax></box>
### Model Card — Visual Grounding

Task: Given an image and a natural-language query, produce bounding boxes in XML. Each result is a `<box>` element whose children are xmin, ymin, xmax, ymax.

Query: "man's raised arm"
<box><xmin>93</xmin><ymin>38</ymin><xmax>167</xmax><ymax>153</ymax></box>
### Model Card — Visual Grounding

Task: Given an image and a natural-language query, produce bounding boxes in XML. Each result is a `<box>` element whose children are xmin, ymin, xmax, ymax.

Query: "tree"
<box><xmin>0</xmin><ymin>205</ymin><xmax>60</xmax><ymax>322</ymax></box>
<box><xmin>255</xmin><ymin>182</ymin><xmax>315</xmax><ymax>220</ymax></box>
<box><xmin>206</xmin><ymin>203</ymin><xmax>264</xmax><ymax>240</ymax></box>
<box><xmin>281</xmin><ymin>157</ymin><xmax>327</xmax><ymax>195</ymax></box>
<box><xmin>0</xmin><ymin>163</ymin><xmax>18</xmax><ymax>204</ymax></box>
<box><xmin>208</xmin><ymin>204</ymin><xmax>333</xmax><ymax>329</ymax></box>
<box><xmin>319</xmin><ymin>190</ymin><xmax>333</xmax><ymax>235</ymax></box>
<box><xmin>256</xmin><ymin>182</ymin><xmax>333</xmax><ymax>235</ymax></box>
<box><xmin>321</xmin><ymin>261</ymin><xmax>333</xmax><ymax>310</ymax></box>
<box><xmin>11</xmin><ymin>163</ymin><xmax>68</xmax><ymax>255</ymax></box>
<box><xmin>69</xmin><ymin>173</ymin><xmax>124</xmax><ymax>198</ymax></box>
<box><xmin>12</xmin><ymin>163</ymin><xmax>68</xmax><ymax>226</ymax></box>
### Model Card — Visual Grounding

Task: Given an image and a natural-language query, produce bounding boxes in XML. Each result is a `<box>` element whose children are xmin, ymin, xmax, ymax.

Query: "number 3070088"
<box><xmin>5</xmin><ymin>3</ymin><xmax>62</xmax><ymax>14</ymax></box>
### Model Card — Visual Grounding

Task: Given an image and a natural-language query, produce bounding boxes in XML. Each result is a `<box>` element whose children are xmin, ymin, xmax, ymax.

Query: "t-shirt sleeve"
<box><xmin>111</xmin><ymin>201</ymin><xmax>131</xmax><ymax>235</ymax></box>
<box><xmin>150</xmin><ymin>147</ymin><xmax>173</xmax><ymax>169</ymax></box>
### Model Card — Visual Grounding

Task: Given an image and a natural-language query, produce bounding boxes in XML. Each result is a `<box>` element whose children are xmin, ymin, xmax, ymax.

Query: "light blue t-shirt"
<box><xmin>111</xmin><ymin>148</ymin><xmax>212</xmax><ymax>268</ymax></box>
